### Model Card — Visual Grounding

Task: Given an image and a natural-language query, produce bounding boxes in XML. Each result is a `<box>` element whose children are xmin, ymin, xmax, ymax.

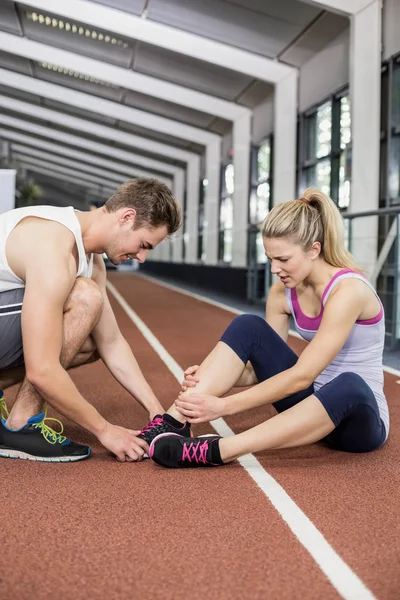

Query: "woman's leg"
<box><xmin>219</xmin><ymin>372</ymin><xmax>386</xmax><ymax>461</ymax></box>
<box><xmin>168</xmin><ymin>314</ymin><xmax>313</xmax><ymax>422</ymax></box>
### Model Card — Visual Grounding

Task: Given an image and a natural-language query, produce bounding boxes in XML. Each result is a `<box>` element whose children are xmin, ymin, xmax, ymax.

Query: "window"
<box><xmin>219</xmin><ymin>164</ymin><xmax>234</xmax><ymax>263</ymax></box>
<box><xmin>298</xmin><ymin>93</ymin><xmax>351</xmax><ymax>209</ymax></box>
<box><xmin>249</xmin><ymin>138</ymin><xmax>272</xmax><ymax>265</ymax></box>
<box><xmin>389</xmin><ymin>58</ymin><xmax>400</xmax><ymax>202</ymax></box>
<box><xmin>197</xmin><ymin>178</ymin><xmax>207</xmax><ymax>261</ymax></box>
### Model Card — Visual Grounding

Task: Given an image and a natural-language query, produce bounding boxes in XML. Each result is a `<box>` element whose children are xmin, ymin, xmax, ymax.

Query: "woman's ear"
<box><xmin>310</xmin><ymin>241</ymin><xmax>322</xmax><ymax>260</ymax></box>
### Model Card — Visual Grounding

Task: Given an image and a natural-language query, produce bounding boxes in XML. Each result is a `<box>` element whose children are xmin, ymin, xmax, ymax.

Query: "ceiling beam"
<box><xmin>301</xmin><ymin>0</ymin><xmax>373</xmax><ymax>16</ymax></box>
<box><xmin>0</xmin><ymin>94</ymin><xmax>196</xmax><ymax>164</ymax></box>
<box><xmin>19</xmin><ymin>0</ymin><xmax>295</xmax><ymax>83</ymax></box>
<box><xmin>0</xmin><ymin>69</ymin><xmax>219</xmax><ymax>145</ymax></box>
<box><xmin>12</xmin><ymin>147</ymin><xmax>136</xmax><ymax>186</ymax></box>
<box><xmin>7</xmin><ymin>138</ymin><xmax>173</xmax><ymax>187</ymax></box>
<box><xmin>0</xmin><ymin>114</ymin><xmax>181</xmax><ymax>177</ymax></box>
<box><xmin>18</xmin><ymin>161</ymin><xmax>115</xmax><ymax>195</ymax></box>
<box><xmin>0</xmin><ymin>31</ymin><xmax>248</xmax><ymax>121</ymax></box>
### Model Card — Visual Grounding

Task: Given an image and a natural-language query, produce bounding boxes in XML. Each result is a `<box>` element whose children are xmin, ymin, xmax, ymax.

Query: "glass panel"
<box><xmin>249</xmin><ymin>188</ymin><xmax>258</xmax><ymax>225</ymax></box>
<box><xmin>257</xmin><ymin>141</ymin><xmax>270</xmax><ymax>181</ymax></box>
<box><xmin>257</xmin><ymin>182</ymin><xmax>270</xmax><ymax>223</ymax></box>
<box><xmin>305</xmin><ymin>114</ymin><xmax>317</xmax><ymax>162</ymax></box>
<box><xmin>305</xmin><ymin>166</ymin><xmax>316</xmax><ymax>188</ymax></box>
<box><xmin>224</xmin><ymin>163</ymin><xmax>234</xmax><ymax>195</ymax></box>
<box><xmin>339</xmin><ymin>151</ymin><xmax>351</xmax><ymax>209</ymax></box>
<box><xmin>223</xmin><ymin>229</ymin><xmax>232</xmax><ymax>263</ymax></box>
<box><xmin>220</xmin><ymin>195</ymin><xmax>233</xmax><ymax>230</ymax></box>
<box><xmin>340</xmin><ymin>96</ymin><xmax>351</xmax><ymax>149</ymax></box>
<box><xmin>256</xmin><ymin>231</ymin><xmax>267</xmax><ymax>264</ymax></box>
<box><xmin>392</xmin><ymin>63</ymin><xmax>400</xmax><ymax>127</ymax></box>
<box><xmin>316</xmin><ymin>101</ymin><xmax>332</xmax><ymax>159</ymax></box>
<box><xmin>389</xmin><ymin>135</ymin><xmax>400</xmax><ymax>200</ymax></box>
<box><xmin>316</xmin><ymin>159</ymin><xmax>331</xmax><ymax>195</ymax></box>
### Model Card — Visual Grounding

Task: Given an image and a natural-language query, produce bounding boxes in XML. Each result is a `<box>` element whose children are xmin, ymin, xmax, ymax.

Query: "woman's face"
<box><xmin>263</xmin><ymin>237</ymin><xmax>319</xmax><ymax>287</ymax></box>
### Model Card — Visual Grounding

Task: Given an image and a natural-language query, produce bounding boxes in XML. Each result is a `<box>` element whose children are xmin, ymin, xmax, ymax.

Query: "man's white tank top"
<box><xmin>0</xmin><ymin>205</ymin><xmax>94</xmax><ymax>293</ymax></box>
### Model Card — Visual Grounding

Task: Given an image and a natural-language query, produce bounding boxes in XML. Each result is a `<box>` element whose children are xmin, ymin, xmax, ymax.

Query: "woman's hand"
<box><xmin>181</xmin><ymin>365</ymin><xmax>200</xmax><ymax>392</ymax></box>
<box><xmin>175</xmin><ymin>393</ymin><xmax>226</xmax><ymax>423</ymax></box>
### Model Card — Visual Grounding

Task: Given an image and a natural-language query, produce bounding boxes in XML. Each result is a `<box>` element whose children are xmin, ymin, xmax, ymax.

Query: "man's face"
<box><xmin>105</xmin><ymin>209</ymin><xmax>168</xmax><ymax>265</ymax></box>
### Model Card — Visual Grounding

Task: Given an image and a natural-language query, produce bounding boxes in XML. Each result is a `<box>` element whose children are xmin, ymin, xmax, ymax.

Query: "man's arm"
<box><xmin>234</xmin><ymin>281</ymin><xmax>291</xmax><ymax>387</ymax></box>
<box><xmin>91</xmin><ymin>255</ymin><xmax>163</xmax><ymax>419</ymax></box>
<box><xmin>21</xmin><ymin>231</ymin><xmax>107</xmax><ymax>436</ymax></box>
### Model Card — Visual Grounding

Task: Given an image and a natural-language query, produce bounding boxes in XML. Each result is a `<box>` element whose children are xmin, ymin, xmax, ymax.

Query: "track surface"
<box><xmin>1</xmin><ymin>272</ymin><xmax>399</xmax><ymax>600</ymax></box>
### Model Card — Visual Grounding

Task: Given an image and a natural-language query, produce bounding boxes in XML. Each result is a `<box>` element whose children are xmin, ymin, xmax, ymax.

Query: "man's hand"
<box><xmin>97</xmin><ymin>422</ymin><xmax>149</xmax><ymax>462</ymax></box>
<box><xmin>175</xmin><ymin>393</ymin><xmax>226</xmax><ymax>423</ymax></box>
<box><xmin>181</xmin><ymin>365</ymin><xmax>200</xmax><ymax>392</ymax></box>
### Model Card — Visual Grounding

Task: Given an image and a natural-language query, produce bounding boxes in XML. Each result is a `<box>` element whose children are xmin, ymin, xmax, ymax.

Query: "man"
<box><xmin>0</xmin><ymin>178</ymin><xmax>180</xmax><ymax>463</ymax></box>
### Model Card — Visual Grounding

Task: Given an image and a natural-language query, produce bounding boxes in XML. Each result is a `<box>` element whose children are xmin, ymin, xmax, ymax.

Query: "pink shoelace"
<box><xmin>141</xmin><ymin>417</ymin><xmax>163</xmax><ymax>434</ymax></box>
<box><xmin>182</xmin><ymin>439</ymin><xmax>210</xmax><ymax>464</ymax></box>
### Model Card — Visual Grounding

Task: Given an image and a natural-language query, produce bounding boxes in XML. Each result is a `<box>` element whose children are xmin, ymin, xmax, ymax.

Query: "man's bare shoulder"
<box><xmin>6</xmin><ymin>217</ymin><xmax>77</xmax><ymax>281</ymax></box>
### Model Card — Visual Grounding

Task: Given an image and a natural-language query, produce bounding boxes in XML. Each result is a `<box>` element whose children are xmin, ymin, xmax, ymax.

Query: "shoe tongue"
<box><xmin>27</xmin><ymin>412</ymin><xmax>45</xmax><ymax>425</ymax></box>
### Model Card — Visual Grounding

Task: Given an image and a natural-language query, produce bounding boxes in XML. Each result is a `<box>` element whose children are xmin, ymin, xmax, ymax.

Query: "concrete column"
<box><xmin>185</xmin><ymin>155</ymin><xmax>200</xmax><ymax>264</ymax></box>
<box><xmin>0</xmin><ymin>169</ymin><xmax>16</xmax><ymax>213</ymax></box>
<box><xmin>232</xmin><ymin>112</ymin><xmax>252</xmax><ymax>267</ymax></box>
<box><xmin>204</xmin><ymin>138</ymin><xmax>222</xmax><ymax>265</ymax></box>
<box><xmin>349</xmin><ymin>0</ymin><xmax>381</xmax><ymax>274</ymax></box>
<box><xmin>273</xmin><ymin>71</ymin><xmax>298</xmax><ymax>205</ymax></box>
<box><xmin>171</xmin><ymin>170</ymin><xmax>185</xmax><ymax>262</ymax></box>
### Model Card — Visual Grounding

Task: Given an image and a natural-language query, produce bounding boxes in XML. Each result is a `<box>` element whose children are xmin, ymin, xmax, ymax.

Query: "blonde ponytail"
<box><xmin>262</xmin><ymin>188</ymin><xmax>360</xmax><ymax>271</ymax></box>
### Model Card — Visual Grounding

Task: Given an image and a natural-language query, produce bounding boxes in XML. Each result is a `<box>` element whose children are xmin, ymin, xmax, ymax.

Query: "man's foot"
<box><xmin>0</xmin><ymin>411</ymin><xmax>91</xmax><ymax>463</ymax></box>
<box><xmin>150</xmin><ymin>433</ymin><xmax>224</xmax><ymax>468</ymax></box>
<box><xmin>138</xmin><ymin>414</ymin><xmax>191</xmax><ymax>452</ymax></box>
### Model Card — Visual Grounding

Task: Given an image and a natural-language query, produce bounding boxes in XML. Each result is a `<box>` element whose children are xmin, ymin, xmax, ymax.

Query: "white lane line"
<box><xmin>107</xmin><ymin>279</ymin><xmax>376</xmax><ymax>600</ymax></box>
<box><xmin>137</xmin><ymin>273</ymin><xmax>400</xmax><ymax>377</ymax></box>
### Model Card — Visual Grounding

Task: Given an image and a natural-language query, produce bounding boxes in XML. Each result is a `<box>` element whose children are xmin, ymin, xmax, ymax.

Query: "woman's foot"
<box><xmin>150</xmin><ymin>433</ymin><xmax>224</xmax><ymax>468</ymax></box>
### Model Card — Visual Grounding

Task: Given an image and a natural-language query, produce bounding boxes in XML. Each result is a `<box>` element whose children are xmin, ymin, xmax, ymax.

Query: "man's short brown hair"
<box><xmin>105</xmin><ymin>178</ymin><xmax>181</xmax><ymax>235</ymax></box>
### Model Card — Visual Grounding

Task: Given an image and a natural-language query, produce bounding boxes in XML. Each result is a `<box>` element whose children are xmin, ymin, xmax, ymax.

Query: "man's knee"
<box><xmin>65</xmin><ymin>277</ymin><xmax>103</xmax><ymax>315</ymax></box>
<box><xmin>70</xmin><ymin>336</ymin><xmax>100</xmax><ymax>368</ymax></box>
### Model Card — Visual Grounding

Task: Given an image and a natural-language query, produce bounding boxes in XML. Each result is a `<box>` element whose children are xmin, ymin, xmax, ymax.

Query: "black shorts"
<box><xmin>0</xmin><ymin>288</ymin><xmax>25</xmax><ymax>369</ymax></box>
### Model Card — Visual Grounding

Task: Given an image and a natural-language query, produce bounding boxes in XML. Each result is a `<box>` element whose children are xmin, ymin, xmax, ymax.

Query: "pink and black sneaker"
<box><xmin>138</xmin><ymin>414</ymin><xmax>191</xmax><ymax>453</ymax></box>
<box><xmin>149</xmin><ymin>433</ymin><xmax>223</xmax><ymax>468</ymax></box>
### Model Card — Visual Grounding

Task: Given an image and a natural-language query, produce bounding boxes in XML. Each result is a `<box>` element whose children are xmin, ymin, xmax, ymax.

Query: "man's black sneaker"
<box><xmin>150</xmin><ymin>433</ymin><xmax>223</xmax><ymax>468</ymax></box>
<box><xmin>0</xmin><ymin>411</ymin><xmax>91</xmax><ymax>463</ymax></box>
<box><xmin>138</xmin><ymin>414</ymin><xmax>191</xmax><ymax>448</ymax></box>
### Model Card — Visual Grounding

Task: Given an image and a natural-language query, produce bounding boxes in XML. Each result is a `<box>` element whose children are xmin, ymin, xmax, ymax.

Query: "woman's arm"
<box><xmin>223</xmin><ymin>278</ymin><xmax>367</xmax><ymax>416</ymax></box>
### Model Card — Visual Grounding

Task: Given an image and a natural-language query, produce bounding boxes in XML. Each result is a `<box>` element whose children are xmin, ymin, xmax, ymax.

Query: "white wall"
<box><xmin>252</xmin><ymin>93</ymin><xmax>274</xmax><ymax>143</ymax></box>
<box><xmin>299</xmin><ymin>28</ymin><xmax>350</xmax><ymax>112</ymax></box>
<box><xmin>383</xmin><ymin>0</ymin><xmax>400</xmax><ymax>59</ymax></box>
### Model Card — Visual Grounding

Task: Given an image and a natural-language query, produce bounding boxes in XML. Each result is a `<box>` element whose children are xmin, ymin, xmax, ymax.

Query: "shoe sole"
<box><xmin>0</xmin><ymin>448</ymin><xmax>91</xmax><ymax>462</ymax></box>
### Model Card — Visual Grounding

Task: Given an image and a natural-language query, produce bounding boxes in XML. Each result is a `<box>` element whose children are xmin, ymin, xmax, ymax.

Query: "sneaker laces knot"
<box><xmin>33</xmin><ymin>409</ymin><xmax>67</xmax><ymax>445</ymax></box>
<box><xmin>0</xmin><ymin>395</ymin><xmax>9</xmax><ymax>420</ymax></box>
<box><xmin>141</xmin><ymin>417</ymin><xmax>163</xmax><ymax>434</ymax></box>
<box><xmin>182</xmin><ymin>439</ymin><xmax>210</xmax><ymax>464</ymax></box>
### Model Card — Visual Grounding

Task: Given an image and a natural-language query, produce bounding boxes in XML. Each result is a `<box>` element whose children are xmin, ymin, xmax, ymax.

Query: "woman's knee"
<box><xmin>223</xmin><ymin>314</ymin><xmax>266</xmax><ymax>337</ymax></box>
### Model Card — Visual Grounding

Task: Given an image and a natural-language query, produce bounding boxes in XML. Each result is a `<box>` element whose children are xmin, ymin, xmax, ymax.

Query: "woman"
<box><xmin>142</xmin><ymin>188</ymin><xmax>389</xmax><ymax>468</ymax></box>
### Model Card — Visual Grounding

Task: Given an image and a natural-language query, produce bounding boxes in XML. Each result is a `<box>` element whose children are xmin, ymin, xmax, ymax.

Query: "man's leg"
<box><xmin>6</xmin><ymin>277</ymin><xmax>103</xmax><ymax>429</ymax></box>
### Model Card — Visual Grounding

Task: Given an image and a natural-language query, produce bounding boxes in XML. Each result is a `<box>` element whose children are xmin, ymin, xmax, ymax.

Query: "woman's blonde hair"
<box><xmin>261</xmin><ymin>188</ymin><xmax>359</xmax><ymax>271</ymax></box>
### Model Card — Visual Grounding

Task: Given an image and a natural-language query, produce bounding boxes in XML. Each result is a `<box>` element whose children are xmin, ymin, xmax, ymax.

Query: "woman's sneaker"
<box><xmin>138</xmin><ymin>414</ymin><xmax>191</xmax><ymax>450</ymax></box>
<box><xmin>0</xmin><ymin>411</ymin><xmax>91</xmax><ymax>463</ymax></box>
<box><xmin>150</xmin><ymin>433</ymin><xmax>223</xmax><ymax>468</ymax></box>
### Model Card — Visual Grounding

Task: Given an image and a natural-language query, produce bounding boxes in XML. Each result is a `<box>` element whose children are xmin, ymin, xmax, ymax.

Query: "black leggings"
<box><xmin>220</xmin><ymin>315</ymin><xmax>387</xmax><ymax>453</ymax></box>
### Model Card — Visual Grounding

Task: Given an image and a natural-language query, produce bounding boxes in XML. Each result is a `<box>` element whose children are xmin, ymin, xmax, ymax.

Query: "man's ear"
<box><xmin>120</xmin><ymin>208</ymin><xmax>136</xmax><ymax>227</ymax></box>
